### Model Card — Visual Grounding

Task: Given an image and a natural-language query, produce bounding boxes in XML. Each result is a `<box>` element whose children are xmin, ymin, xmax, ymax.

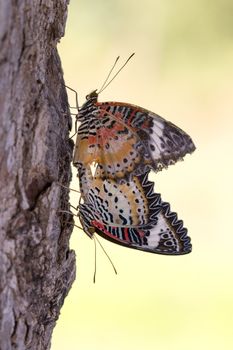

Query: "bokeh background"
<box><xmin>52</xmin><ymin>1</ymin><xmax>233</xmax><ymax>349</ymax></box>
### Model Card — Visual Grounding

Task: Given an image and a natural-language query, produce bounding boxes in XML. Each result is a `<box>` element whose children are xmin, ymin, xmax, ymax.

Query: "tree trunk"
<box><xmin>0</xmin><ymin>1</ymin><xmax>75</xmax><ymax>349</ymax></box>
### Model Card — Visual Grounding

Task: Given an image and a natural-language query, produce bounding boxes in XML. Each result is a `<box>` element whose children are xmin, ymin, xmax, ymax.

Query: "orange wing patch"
<box><xmin>87</xmin><ymin>176</ymin><xmax>150</xmax><ymax>226</ymax></box>
<box><xmin>73</xmin><ymin>111</ymin><xmax>146</xmax><ymax>179</ymax></box>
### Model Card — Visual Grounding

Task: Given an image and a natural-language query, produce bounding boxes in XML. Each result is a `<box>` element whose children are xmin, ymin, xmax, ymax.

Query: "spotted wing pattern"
<box><xmin>98</xmin><ymin>102</ymin><xmax>196</xmax><ymax>172</ymax></box>
<box><xmin>74</xmin><ymin>108</ymin><xmax>150</xmax><ymax>180</ymax></box>
<box><xmin>85</xmin><ymin>173</ymin><xmax>160</xmax><ymax>226</ymax></box>
<box><xmin>74</xmin><ymin>97</ymin><xmax>195</xmax><ymax>180</ymax></box>
<box><xmin>73</xmin><ymin>91</ymin><xmax>194</xmax><ymax>255</ymax></box>
<box><xmin>78</xmin><ymin>172</ymin><xmax>191</xmax><ymax>255</ymax></box>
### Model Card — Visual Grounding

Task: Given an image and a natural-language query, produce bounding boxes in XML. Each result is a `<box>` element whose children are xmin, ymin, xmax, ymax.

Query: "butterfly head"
<box><xmin>86</xmin><ymin>89</ymin><xmax>98</xmax><ymax>102</ymax></box>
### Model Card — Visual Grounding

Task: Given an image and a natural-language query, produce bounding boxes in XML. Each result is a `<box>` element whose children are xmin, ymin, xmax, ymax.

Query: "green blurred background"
<box><xmin>52</xmin><ymin>1</ymin><xmax>233</xmax><ymax>349</ymax></box>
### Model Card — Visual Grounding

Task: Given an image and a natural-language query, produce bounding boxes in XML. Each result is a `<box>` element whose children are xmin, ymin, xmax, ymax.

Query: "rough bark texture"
<box><xmin>0</xmin><ymin>1</ymin><xmax>75</xmax><ymax>349</ymax></box>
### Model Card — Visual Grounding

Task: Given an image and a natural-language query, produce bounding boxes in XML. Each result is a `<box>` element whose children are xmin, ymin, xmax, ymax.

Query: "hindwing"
<box><xmin>78</xmin><ymin>171</ymin><xmax>192</xmax><ymax>255</ymax></box>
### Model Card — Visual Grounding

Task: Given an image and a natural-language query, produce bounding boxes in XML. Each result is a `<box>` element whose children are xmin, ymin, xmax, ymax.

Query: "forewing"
<box><xmin>98</xmin><ymin>102</ymin><xmax>196</xmax><ymax>171</ymax></box>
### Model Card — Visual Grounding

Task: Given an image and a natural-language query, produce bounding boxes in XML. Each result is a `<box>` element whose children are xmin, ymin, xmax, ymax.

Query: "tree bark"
<box><xmin>0</xmin><ymin>1</ymin><xmax>75</xmax><ymax>349</ymax></box>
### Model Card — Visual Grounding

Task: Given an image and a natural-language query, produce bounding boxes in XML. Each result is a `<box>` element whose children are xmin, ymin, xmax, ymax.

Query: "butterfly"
<box><xmin>73</xmin><ymin>55</ymin><xmax>194</xmax><ymax>186</ymax></box>
<box><xmin>71</xmin><ymin>54</ymin><xmax>195</xmax><ymax>255</ymax></box>
<box><xmin>78</xmin><ymin>170</ymin><xmax>191</xmax><ymax>255</ymax></box>
<box><xmin>73</xmin><ymin>90</ymin><xmax>195</xmax><ymax>185</ymax></box>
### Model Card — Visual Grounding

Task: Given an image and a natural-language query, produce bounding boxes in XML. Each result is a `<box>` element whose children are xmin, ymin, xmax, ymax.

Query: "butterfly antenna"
<box><xmin>94</xmin><ymin>234</ymin><xmax>117</xmax><ymax>275</ymax></box>
<box><xmin>93</xmin><ymin>236</ymin><xmax>97</xmax><ymax>283</ymax></box>
<box><xmin>98</xmin><ymin>53</ymin><xmax>135</xmax><ymax>94</ymax></box>
<box><xmin>98</xmin><ymin>56</ymin><xmax>120</xmax><ymax>93</ymax></box>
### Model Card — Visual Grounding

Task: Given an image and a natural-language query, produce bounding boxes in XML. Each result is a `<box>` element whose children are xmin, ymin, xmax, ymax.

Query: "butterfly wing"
<box><xmin>79</xmin><ymin>172</ymin><xmax>192</xmax><ymax>255</ymax></box>
<box><xmin>74</xmin><ymin>107</ymin><xmax>150</xmax><ymax>180</ymax></box>
<box><xmin>97</xmin><ymin>102</ymin><xmax>196</xmax><ymax>172</ymax></box>
<box><xmin>91</xmin><ymin>203</ymin><xmax>191</xmax><ymax>255</ymax></box>
<box><xmin>85</xmin><ymin>173</ymin><xmax>160</xmax><ymax>226</ymax></box>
